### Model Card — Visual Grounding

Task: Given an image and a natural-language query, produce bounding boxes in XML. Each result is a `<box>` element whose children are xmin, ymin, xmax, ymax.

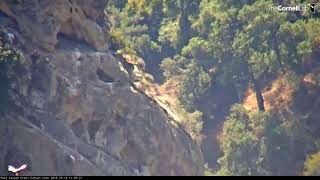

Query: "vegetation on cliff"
<box><xmin>107</xmin><ymin>0</ymin><xmax>320</xmax><ymax>176</ymax></box>
<box><xmin>0</xmin><ymin>30</ymin><xmax>23</xmax><ymax>114</ymax></box>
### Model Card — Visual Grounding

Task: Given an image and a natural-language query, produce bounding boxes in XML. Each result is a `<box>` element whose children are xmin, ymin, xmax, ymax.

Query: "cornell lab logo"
<box><xmin>310</xmin><ymin>3</ymin><xmax>317</xmax><ymax>13</ymax></box>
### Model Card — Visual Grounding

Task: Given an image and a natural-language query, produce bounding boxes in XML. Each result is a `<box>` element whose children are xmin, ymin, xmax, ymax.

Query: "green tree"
<box><xmin>107</xmin><ymin>0</ymin><xmax>170</xmax><ymax>79</ymax></box>
<box><xmin>304</xmin><ymin>152</ymin><xmax>320</xmax><ymax>176</ymax></box>
<box><xmin>279</xmin><ymin>19</ymin><xmax>319</xmax><ymax>73</ymax></box>
<box><xmin>158</xmin><ymin>18</ymin><xmax>180</xmax><ymax>49</ymax></box>
<box><xmin>181</xmin><ymin>37</ymin><xmax>214</xmax><ymax>68</ymax></box>
<box><xmin>231</xmin><ymin>1</ymin><xmax>289</xmax><ymax>111</ymax></box>
<box><xmin>162</xmin><ymin>0</ymin><xmax>201</xmax><ymax>49</ymax></box>
<box><xmin>176</xmin><ymin>0</ymin><xmax>196</xmax><ymax>49</ymax></box>
<box><xmin>191</xmin><ymin>0</ymin><xmax>315</xmax><ymax>112</ymax></box>
<box><xmin>160</xmin><ymin>56</ymin><xmax>187</xmax><ymax>80</ymax></box>
<box><xmin>179</xmin><ymin>61</ymin><xmax>211</xmax><ymax>112</ymax></box>
<box><xmin>217</xmin><ymin>104</ymin><xmax>316</xmax><ymax>176</ymax></box>
<box><xmin>217</xmin><ymin>105</ymin><xmax>267</xmax><ymax>176</ymax></box>
<box><xmin>177</xmin><ymin>0</ymin><xmax>256</xmax><ymax>108</ymax></box>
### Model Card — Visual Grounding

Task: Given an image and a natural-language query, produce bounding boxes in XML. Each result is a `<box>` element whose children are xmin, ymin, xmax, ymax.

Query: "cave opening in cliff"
<box><xmin>55</xmin><ymin>32</ymin><xmax>96</xmax><ymax>52</ymax></box>
<box><xmin>96</xmin><ymin>68</ymin><xmax>115</xmax><ymax>83</ymax></box>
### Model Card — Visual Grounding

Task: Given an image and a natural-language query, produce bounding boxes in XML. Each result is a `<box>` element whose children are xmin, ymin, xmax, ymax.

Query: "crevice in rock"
<box><xmin>0</xmin><ymin>11</ymin><xmax>19</xmax><ymax>33</ymax></box>
<box><xmin>71</xmin><ymin>118</ymin><xmax>84</xmax><ymax>138</ymax></box>
<box><xmin>55</xmin><ymin>32</ymin><xmax>95</xmax><ymax>52</ymax></box>
<box><xmin>88</xmin><ymin>120</ymin><xmax>102</xmax><ymax>142</ymax></box>
<box><xmin>0</xmin><ymin>2</ymin><xmax>15</xmax><ymax>19</ymax></box>
<box><xmin>115</xmin><ymin>113</ymin><xmax>127</xmax><ymax>126</ymax></box>
<box><xmin>119</xmin><ymin>141</ymin><xmax>144</xmax><ymax>171</ymax></box>
<box><xmin>0</xmin><ymin>10</ymin><xmax>10</xmax><ymax>18</ymax></box>
<box><xmin>27</xmin><ymin>115</ymin><xmax>41</xmax><ymax>129</ymax></box>
<box><xmin>96</xmin><ymin>68</ymin><xmax>114</xmax><ymax>83</ymax></box>
<box><xmin>31</xmin><ymin>61</ymin><xmax>51</xmax><ymax>94</ymax></box>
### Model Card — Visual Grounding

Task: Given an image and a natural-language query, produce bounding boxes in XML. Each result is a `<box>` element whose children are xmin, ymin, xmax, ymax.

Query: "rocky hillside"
<box><xmin>0</xmin><ymin>0</ymin><xmax>204</xmax><ymax>176</ymax></box>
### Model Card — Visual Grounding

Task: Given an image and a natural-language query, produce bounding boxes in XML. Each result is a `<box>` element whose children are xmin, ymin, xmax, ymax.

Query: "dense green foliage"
<box><xmin>217</xmin><ymin>104</ymin><xmax>315</xmax><ymax>176</ymax></box>
<box><xmin>107</xmin><ymin>0</ymin><xmax>320</xmax><ymax>175</ymax></box>
<box><xmin>304</xmin><ymin>152</ymin><xmax>320</xmax><ymax>176</ymax></box>
<box><xmin>179</xmin><ymin>61</ymin><xmax>211</xmax><ymax>111</ymax></box>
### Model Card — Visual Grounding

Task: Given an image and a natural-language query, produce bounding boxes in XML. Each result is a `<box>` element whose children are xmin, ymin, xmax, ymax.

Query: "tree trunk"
<box><xmin>250</xmin><ymin>72</ymin><xmax>265</xmax><ymax>112</ymax></box>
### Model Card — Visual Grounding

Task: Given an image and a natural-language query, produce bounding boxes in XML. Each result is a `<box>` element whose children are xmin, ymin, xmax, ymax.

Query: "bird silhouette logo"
<box><xmin>8</xmin><ymin>164</ymin><xmax>28</xmax><ymax>176</ymax></box>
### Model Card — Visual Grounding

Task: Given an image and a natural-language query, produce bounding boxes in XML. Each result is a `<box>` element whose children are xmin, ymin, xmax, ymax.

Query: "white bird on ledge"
<box><xmin>8</xmin><ymin>164</ymin><xmax>28</xmax><ymax>176</ymax></box>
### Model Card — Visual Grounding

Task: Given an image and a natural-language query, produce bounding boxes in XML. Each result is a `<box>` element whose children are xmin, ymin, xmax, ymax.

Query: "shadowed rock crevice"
<box><xmin>56</xmin><ymin>31</ymin><xmax>96</xmax><ymax>52</ymax></box>
<box><xmin>31</xmin><ymin>61</ymin><xmax>52</xmax><ymax>94</ymax></box>
<box><xmin>71</xmin><ymin>118</ymin><xmax>85</xmax><ymax>138</ymax></box>
<box><xmin>26</xmin><ymin>115</ymin><xmax>41</xmax><ymax>129</ymax></box>
<box><xmin>96</xmin><ymin>68</ymin><xmax>115</xmax><ymax>83</ymax></box>
<box><xmin>88</xmin><ymin>120</ymin><xmax>102</xmax><ymax>142</ymax></box>
<box><xmin>0</xmin><ymin>10</ymin><xmax>9</xmax><ymax>18</ymax></box>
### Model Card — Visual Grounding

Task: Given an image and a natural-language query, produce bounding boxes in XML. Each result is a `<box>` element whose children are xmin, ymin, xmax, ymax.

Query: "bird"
<box><xmin>8</xmin><ymin>164</ymin><xmax>28</xmax><ymax>176</ymax></box>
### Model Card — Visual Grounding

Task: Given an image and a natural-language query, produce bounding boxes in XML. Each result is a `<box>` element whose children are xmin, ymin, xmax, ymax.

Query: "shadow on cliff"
<box><xmin>55</xmin><ymin>33</ymin><xmax>96</xmax><ymax>53</ymax></box>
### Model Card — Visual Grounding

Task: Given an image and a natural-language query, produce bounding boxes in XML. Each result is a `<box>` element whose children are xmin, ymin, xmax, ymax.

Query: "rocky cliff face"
<box><xmin>0</xmin><ymin>0</ymin><xmax>204</xmax><ymax>176</ymax></box>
